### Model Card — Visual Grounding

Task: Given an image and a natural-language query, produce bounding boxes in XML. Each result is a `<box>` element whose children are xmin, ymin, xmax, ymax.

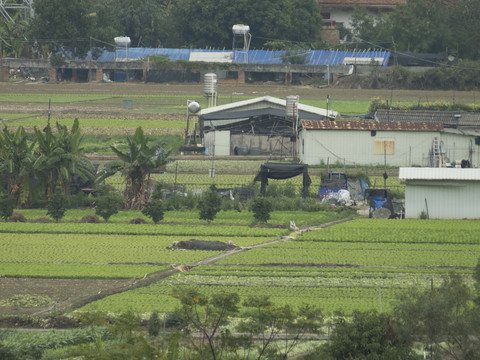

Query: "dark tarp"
<box><xmin>253</xmin><ymin>163</ymin><xmax>311</xmax><ymax>197</ymax></box>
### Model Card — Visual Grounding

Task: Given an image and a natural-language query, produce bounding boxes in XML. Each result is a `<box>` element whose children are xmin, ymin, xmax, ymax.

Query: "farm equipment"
<box><xmin>319</xmin><ymin>172</ymin><xmax>349</xmax><ymax>200</ymax></box>
<box><xmin>365</xmin><ymin>189</ymin><xmax>404</xmax><ymax>219</ymax></box>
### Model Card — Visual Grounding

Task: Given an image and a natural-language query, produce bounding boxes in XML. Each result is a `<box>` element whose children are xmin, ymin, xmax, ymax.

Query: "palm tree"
<box><xmin>99</xmin><ymin>127</ymin><xmax>170</xmax><ymax>210</ymax></box>
<box><xmin>34</xmin><ymin>119</ymin><xmax>95</xmax><ymax>198</ymax></box>
<box><xmin>0</xmin><ymin>126</ymin><xmax>36</xmax><ymax>208</ymax></box>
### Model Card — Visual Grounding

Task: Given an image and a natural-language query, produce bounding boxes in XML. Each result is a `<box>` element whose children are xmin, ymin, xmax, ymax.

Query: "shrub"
<box><xmin>0</xmin><ymin>194</ymin><xmax>15</xmax><ymax>222</ymax></box>
<box><xmin>95</xmin><ymin>193</ymin><xmax>123</xmax><ymax>222</ymax></box>
<box><xmin>130</xmin><ymin>217</ymin><xmax>148</xmax><ymax>224</ymax></box>
<box><xmin>46</xmin><ymin>191</ymin><xmax>68</xmax><ymax>222</ymax></box>
<box><xmin>148</xmin><ymin>311</ymin><xmax>161</xmax><ymax>337</ymax></box>
<box><xmin>142</xmin><ymin>199</ymin><xmax>165</xmax><ymax>224</ymax></box>
<box><xmin>250</xmin><ymin>196</ymin><xmax>273</xmax><ymax>223</ymax></box>
<box><xmin>33</xmin><ymin>217</ymin><xmax>51</xmax><ymax>223</ymax></box>
<box><xmin>198</xmin><ymin>185</ymin><xmax>221</xmax><ymax>222</ymax></box>
<box><xmin>8</xmin><ymin>212</ymin><xmax>26</xmax><ymax>222</ymax></box>
<box><xmin>80</xmin><ymin>215</ymin><xmax>101</xmax><ymax>223</ymax></box>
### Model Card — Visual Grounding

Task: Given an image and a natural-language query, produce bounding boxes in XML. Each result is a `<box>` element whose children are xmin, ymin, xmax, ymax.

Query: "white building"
<box><xmin>298</xmin><ymin>120</ymin><xmax>480</xmax><ymax>167</ymax></box>
<box><xmin>399</xmin><ymin>167</ymin><xmax>480</xmax><ymax>219</ymax></box>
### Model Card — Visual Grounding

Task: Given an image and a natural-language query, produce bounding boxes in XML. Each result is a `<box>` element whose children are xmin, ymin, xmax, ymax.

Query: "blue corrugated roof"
<box><xmin>97</xmin><ymin>47</ymin><xmax>391</xmax><ymax>66</ymax></box>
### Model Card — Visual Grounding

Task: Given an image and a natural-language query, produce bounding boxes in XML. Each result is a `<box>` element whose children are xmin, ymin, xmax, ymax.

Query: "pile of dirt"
<box><xmin>168</xmin><ymin>239</ymin><xmax>238</xmax><ymax>251</ymax></box>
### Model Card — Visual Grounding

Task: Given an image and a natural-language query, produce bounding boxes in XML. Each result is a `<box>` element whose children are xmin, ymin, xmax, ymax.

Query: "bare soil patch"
<box><xmin>0</xmin><ymin>277</ymin><xmax>134</xmax><ymax>316</ymax></box>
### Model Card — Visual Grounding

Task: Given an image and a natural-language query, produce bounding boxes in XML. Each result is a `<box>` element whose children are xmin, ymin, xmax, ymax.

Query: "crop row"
<box><xmin>299</xmin><ymin>218</ymin><xmax>480</xmax><ymax>244</ymax></box>
<box><xmin>0</xmin><ymin>262</ymin><xmax>168</xmax><ymax>279</ymax></box>
<box><xmin>79</xmin><ymin>277</ymin><xmax>406</xmax><ymax>315</ymax></box>
<box><xmin>14</xmin><ymin>209</ymin><xmax>338</xmax><ymax>227</ymax></box>
<box><xmin>216</xmin><ymin>241</ymin><xmax>480</xmax><ymax>268</ymax></box>
<box><xmin>9</xmin><ymin>117</ymin><xmax>187</xmax><ymax>129</ymax></box>
<box><xmin>0</xmin><ymin>221</ymin><xmax>288</xmax><ymax>237</ymax></box>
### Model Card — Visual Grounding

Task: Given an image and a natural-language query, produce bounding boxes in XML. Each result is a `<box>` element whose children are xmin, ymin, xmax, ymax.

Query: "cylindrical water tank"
<box><xmin>232</xmin><ymin>24</ymin><xmax>250</xmax><ymax>35</ymax></box>
<box><xmin>204</xmin><ymin>73</ymin><xmax>217</xmax><ymax>95</ymax></box>
<box><xmin>114</xmin><ymin>36</ymin><xmax>131</xmax><ymax>47</ymax></box>
<box><xmin>286</xmin><ymin>95</ymin><xmax>299</xmax><ymax>118</ymax></box>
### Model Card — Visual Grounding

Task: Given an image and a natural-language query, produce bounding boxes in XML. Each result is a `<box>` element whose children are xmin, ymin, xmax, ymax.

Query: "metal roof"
<box><xmin>375</xmin><ymin>110</ymin><xmax>480</xmax><ymax>128</ymax></box>
<box><xmin>199</xmin><ymin>96</ymin><xmax>338</xmax><ymax>119</ymax></box>
<box><xmin>301</xmin><ymin>120</ymin><xmax>443</xmax><ymax>131</ymax></box>
<box><xmin>399</xmin><ymin>167</ymin><xmax>480</xmax><ymax>180</ymax></box>
<box><xmin>97</xmin><ymin>48</ymin><xmax>391</xmax><ymax>67</ymax></box>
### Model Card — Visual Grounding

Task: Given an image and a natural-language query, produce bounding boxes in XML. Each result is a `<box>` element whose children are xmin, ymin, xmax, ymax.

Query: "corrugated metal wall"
<box><xmin>405</xmin><ymin>181</ymin><xmax>480</xmax><ymax>219</ymax></box>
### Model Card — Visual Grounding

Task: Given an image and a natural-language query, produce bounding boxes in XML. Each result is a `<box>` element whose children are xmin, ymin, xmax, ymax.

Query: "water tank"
<box><xmin>286</xmin><ymin>95</ymin><xmax>299</xmax><ymax>119</ymax></box>
<box><xmin>114</xmin><ymin>36</ymin><xmax>131</xmax><ymax>47</ymax></box>
<box><xmin>188</xmin><ymin>101</ymin><xmax>201</xmax><ymax>113</ymax></box>
<box><xmin>204</xmin><ymin>73</ymin><xmax>217</xmax><ymax>95</ymax></box>
<box><xmin>232</xmin><ymin>24</ymin><xmax>250</xmax><ymax>35</ymax></box>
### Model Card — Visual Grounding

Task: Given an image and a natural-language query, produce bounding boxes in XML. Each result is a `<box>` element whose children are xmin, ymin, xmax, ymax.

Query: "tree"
<box><xmin>148</xmin><ymin>311</ymin><xmax>162</xmax><ymax>337</ymax></box>
<box><xmin>0</xmin><ymin>193</ymin><xmax>15</xmax><ymax>221</ymax></box>
<box><xmin>238</xmin><ymin>295</ymin><xmax>323</xmax><ymax>359</ymax></box>
<box><xmin>0</xmin><ymin>126</ymin><xmax>36</xmax><ymax>208</ymax></box>
<box><xmin>170</xmin><ymin>0</ymin><xmax>321</xmax><ymax>49</ymax></box>
<box><xmin>198</xmin><ymin>184</ymin><xmax>221</xmax><ymax>222</ymax></box>
<box><xmin>394</xmin><ymin>272</ymin><xmax>480</xmax><ymax>359</ymax></box>
<box><xmin>250</xmin><ymin>196</ymin><xmax>272</xmax><ymax>223</ymax></box>
<box><xmin>46</xmin><ymin>190</ymin><xmax>68</xmax><ymax>222</ymax></box>
<box><xmin>28</xmin><ymin>0</ymin><xmax>93</xmax><ymax>58</ymax></box>
<box><xmin>95</xmin><ymin>192</ymin><xmax>123</xmax><ymax>222</ymax></box>
<box><xmin>142</xmin><ymin>199</ymin><xmax>164</xmax><ymax>224</ymax></box>
<box><xmin>34</xmin><ymin>119</ymin><xmax>95</xmax><ymax>199</ymax></box>
<box><xmin>319</xmin><ymin>310</ymin><xmax>415</xmax><ymax>360</ymax></box>
<box><xmin>173</xmin><ymin>288</ymin><xmax>240</xmax><ymax>360</ymax></box>
<box><xmin>99</xmin><ymin>127</ymin><xmax>169</xmax><ymax>210</ymax></box>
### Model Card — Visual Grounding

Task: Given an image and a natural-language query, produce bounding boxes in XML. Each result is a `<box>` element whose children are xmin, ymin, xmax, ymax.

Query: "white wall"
<box><xmin>299</xmin><ymin>130</ymin><xmax>444</xmax><ymax>166</ymax></box>
<box><xmin>404</xmin><ymin>181</ymin><xmax>480</xmax><ymax>219</ymax></box>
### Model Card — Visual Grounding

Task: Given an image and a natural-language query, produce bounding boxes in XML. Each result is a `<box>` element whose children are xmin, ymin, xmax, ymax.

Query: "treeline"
<box><xmin>346</xmin><ymin>0</ymin><xmax>480</xmax><ymax>60</ymax></box>
<box><xmin>2</xmin><ymin>0</ymin><xmax>480</xmax><ymax>61</ymax></box>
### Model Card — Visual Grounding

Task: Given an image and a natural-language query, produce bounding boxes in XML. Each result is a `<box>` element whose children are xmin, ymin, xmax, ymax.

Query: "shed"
<box><xmin>399</xmin><ymin>167</ymin><xmax>480</xmax><ymax>219</ymax></box>
<box><xmin>298</xmin><ymin>120</ymin><xmax>480</xmax><ymax>167</ymax></box>
<box><xmin>199</xmin><ymin>96</ymin><xmax>337</xmax><ymax>157</ymax></box>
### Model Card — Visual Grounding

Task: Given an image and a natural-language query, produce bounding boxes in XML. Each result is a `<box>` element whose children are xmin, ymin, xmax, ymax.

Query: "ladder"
<box><xmin>432</xmin><ymin>137</ymin><xmax>440</xmax><ymax>167</ymax></box>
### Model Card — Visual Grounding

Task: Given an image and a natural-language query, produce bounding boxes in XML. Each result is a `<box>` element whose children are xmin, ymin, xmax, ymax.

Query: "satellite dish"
<box><xmin>188</xmin><ymin>101</ymin><xmax>201</xmax><ymax>114</ymax></box>
<box><xmin>439</xmin><ymin>141</ymin><xmax>446</xmax><ymax>155</ymax></box>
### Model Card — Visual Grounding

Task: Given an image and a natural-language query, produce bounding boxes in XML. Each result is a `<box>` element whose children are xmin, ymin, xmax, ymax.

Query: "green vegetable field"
<box><xmin>74</xmin><ymin>218</ymin><xmax>478</xmax><ymax>316</ymax></box>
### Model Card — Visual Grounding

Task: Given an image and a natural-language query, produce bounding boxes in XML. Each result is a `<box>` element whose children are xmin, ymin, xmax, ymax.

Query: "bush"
<box><xmin>198</xmin><ymin>185</ymin><xmax>221</xmax><ymax>222</ymax></box>
<box><xmin>80</xmin><ymin>215</ymin><xmax>101</xmax><ymax>223</ymax></box>
<box><xmin>46</xmin><ymin>191</ymin><xmax>68</xmax><ymax>222</ymax></box>
<box><xmin>148</xmin><ymin>311</ymin><xmax>161</xmax><ymax>337</ymax></box>
<box><xmin>142</xmin><ymin>199</ymin><xmax>165</xmax><ymax>224</ymax></box>
<box><xmin>130</xmin><ymin>217</ymin><xmax>148</xmax><ymax>224</ymax></box>
<box><xmin>0</xmin><ymin>193</ymin><xmax>15</xmax><ymax>222</ymax></box>
<box><xmin>33</xmin><ymin>217</ymin><xmax>51</xmax><ymax>223</ymax></box>
<box><xmin>8</xmin><ymin>212</ymin><xmax>26</xmax><ymax>222</ymax></box>
<box><xmin>250</xmin><ymin>196</ymin><xmax>273</xmax><ymax>223</ymax></box>
<box><xmin>95</xmin><ymin>193</ymin><xmax>123</xmax><ymax>222</ymax></box>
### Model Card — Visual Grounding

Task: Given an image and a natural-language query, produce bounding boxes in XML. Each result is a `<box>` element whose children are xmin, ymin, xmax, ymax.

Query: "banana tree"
<box><xmin>99</xmin><ymin>127</ymin><xmax>170</xmax><ymax>210</ymax></box>
<box><xmin>34</xmin><ymin>119</ymin><xmax>95</xmax><ymax>198</ymax></box>
<box><xmin>0</xmin><ymin>126</ymin><xmax>36</xmax><ymax>208</ymax></box>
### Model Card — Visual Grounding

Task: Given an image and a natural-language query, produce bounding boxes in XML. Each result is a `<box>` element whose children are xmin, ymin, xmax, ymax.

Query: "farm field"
<box><xmin>77</xmin><ymin>218</ymin><xmax>479</xmax><ymax>316</ymax></box>
<box><xmin>0</xmin><ymin>209</ymin><xmax>356</xmax><ymax>316</ymax></box>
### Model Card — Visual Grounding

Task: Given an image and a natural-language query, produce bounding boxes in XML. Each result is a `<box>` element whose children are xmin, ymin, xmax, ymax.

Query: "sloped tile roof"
<box><xmin>301</xmin><ymin>120</ymin><xmax>443</xmax><ymax>132</ymax></box>
<box><xmin>375</xmin><ymin>110</ymin><xmax>480</xmax><ymax>128</ymax></box>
